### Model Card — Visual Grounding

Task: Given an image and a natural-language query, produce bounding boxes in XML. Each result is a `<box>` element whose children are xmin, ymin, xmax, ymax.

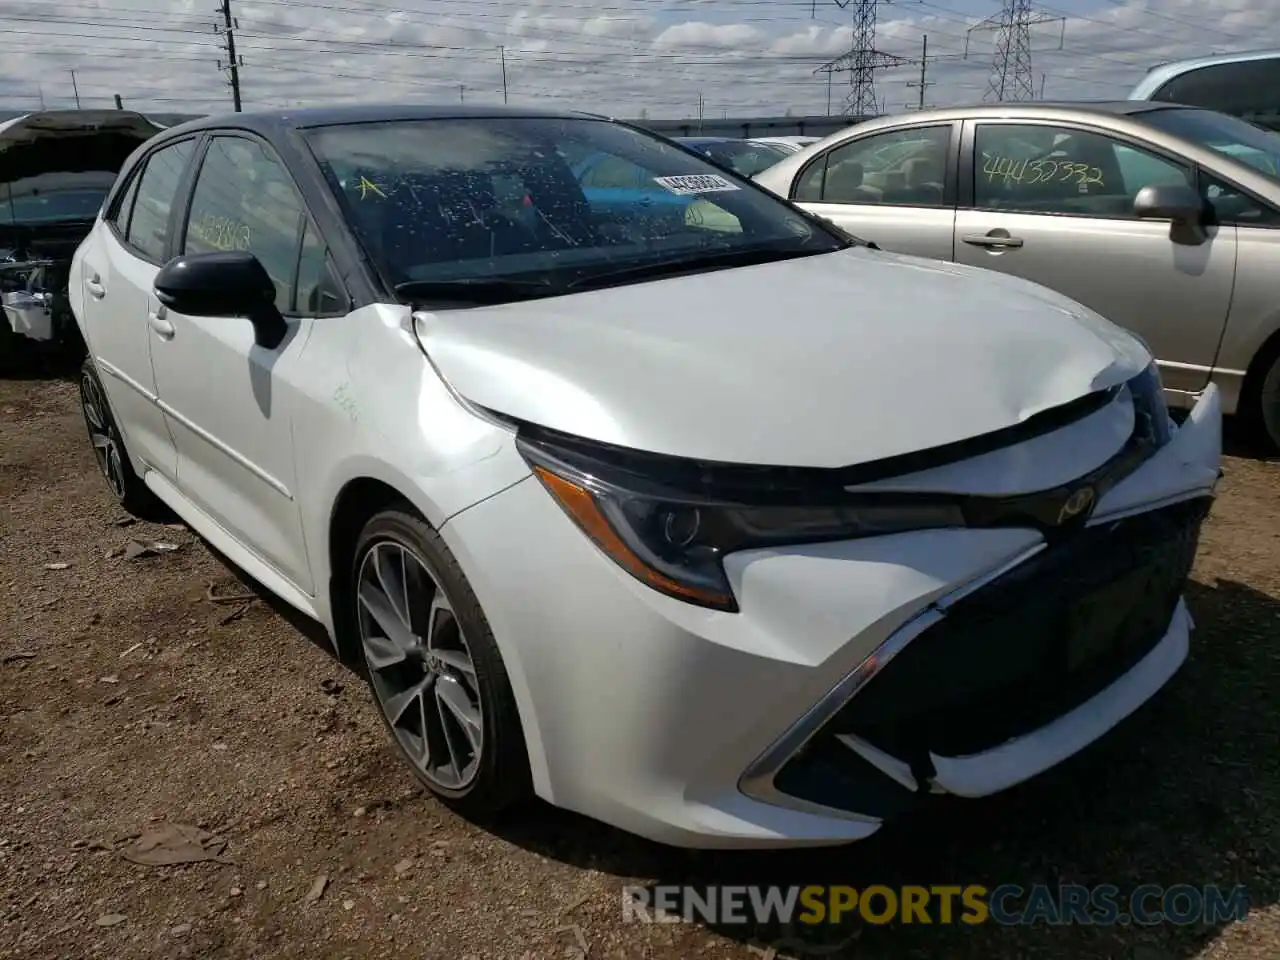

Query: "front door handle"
<box><xmin>85</xmin><ymin>276</ymin><xmax>106</xmax><ymax>299</ymax></box>
<box><xmin>148</xmin><ymin>307</ymin><xmax>175</xmax><ymax>339</ymax></box>
<box><xmin>962</xmin><ymin>234</ymin><xmax>1024</xmax><ymax>249</ymax></box>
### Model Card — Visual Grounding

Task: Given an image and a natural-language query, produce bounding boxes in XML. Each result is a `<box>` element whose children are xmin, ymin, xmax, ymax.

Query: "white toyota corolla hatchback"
<box><xmin>69</xmin><ymin>105</ymin><xmax>1222</xmax><ymax>849</ymax></box>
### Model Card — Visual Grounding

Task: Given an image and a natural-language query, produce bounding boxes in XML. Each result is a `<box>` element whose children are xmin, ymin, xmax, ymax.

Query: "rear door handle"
<box><xmin>147</xmin><ymin>306</ymin><xmax>175</xmax><ymax>339</ymax></box>
<box><xmin>85</xmin><ymin>276</ymin><xmax>106</xmax><ymax>298</ymax></box>
<box><xmin>962</xmin><ymin>234</ymin><xmax>1024</xmax><ymax>249</ymax></box>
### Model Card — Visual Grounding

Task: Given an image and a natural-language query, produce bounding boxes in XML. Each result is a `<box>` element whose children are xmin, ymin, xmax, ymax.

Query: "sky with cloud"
<box><xmin>6</xmin><ymin>0</ymin><xmax>1280</xmax><ymax>119</ymax></box>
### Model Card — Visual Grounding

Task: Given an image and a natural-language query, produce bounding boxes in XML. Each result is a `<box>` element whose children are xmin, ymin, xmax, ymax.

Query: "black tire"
<box><xmin>78</xmin><ymin>357</ymin><xmax>164</xmax><ymax>517</ymax></box>
<box><xmin>350</xmin><ymin>507</ymin><xmax>532</xmax><ymax>818</ymax></box>
<box><xmin>0</xmin><ymin>312</ymin><xmax>16</xmax><ymax>376</ymax></box>
<box><xmin>1251</xmin><ymin>350</ymin><xmax>1280</xmax><ymax>455</ymax></box>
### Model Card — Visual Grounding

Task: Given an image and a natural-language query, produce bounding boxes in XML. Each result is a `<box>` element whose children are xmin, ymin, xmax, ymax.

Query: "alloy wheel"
<box><xmin>356</xmin><ymin>540</ymin><xmax>484</xmax><ymax>792</ymax></box>
<box><xmin>79</xmin><ymin>371</ymin><xmax>127</xmax><ymax>501</ymax></box>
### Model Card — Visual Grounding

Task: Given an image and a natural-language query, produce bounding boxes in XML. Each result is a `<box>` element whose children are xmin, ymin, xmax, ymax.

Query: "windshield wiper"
<box><xmin>394</xmin><ymin>277</ymin><xmax>562</xmax><ymax>305</ymax></box>
<box><xmin>566</xmin><ymin>244</ymin><xmax>830</xmax><ymax>292</ymax></box>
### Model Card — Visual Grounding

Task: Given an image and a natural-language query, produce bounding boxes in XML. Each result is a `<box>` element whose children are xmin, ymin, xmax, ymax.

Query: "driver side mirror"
<box><xmin>1133</xmin><ymin>183</ymin><xmax>1208</xmax><ymax>245</ymax></box>
<box><xmin>154</xmin><ymin>251</ymin><xmax>288</xmax><ymax>349</ymax></box>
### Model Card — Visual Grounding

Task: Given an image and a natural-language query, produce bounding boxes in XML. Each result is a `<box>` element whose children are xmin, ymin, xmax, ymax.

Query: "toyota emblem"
<box><xmin>1057</xmin><ymin>486</ymin><xmax>1096</xmax><ymax>525</ymax></box>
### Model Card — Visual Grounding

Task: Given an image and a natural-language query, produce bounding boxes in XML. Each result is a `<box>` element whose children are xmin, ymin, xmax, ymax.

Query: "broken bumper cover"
<box><xmin>744</xmin><ymin>383</ymin><xmax>1221</xmax><ymax>835</ymax></box>
<box><xmin>442</xmin><ymin>385</ymin><xmax>1221</xmax><ymax>849</ymax></box>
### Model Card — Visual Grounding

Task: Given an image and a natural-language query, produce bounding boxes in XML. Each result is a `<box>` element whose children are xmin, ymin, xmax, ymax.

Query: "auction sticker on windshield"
<box><xmin>652</xmin><ymin>174</ymin><xmax>741</xmax><ymax>195</ymax></box>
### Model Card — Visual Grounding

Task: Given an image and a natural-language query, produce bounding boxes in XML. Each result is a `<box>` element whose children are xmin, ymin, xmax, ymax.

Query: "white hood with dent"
<box><xmin>414</xmin><ymin>248</ymin><xmax>1150</xmax><ymax>468</ymax></box>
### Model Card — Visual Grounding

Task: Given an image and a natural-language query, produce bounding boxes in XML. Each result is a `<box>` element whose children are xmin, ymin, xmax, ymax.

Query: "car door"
<box><xmin>788</xmin><ymin>123</ymin><xmax>959</xmax><ymax>260</ymax></box>
<box><xmin>149</xmin><ymin>133</ymin><xmax>338</xmax><ymax>595</ymax></box>
<box><xmin>1194</xmin><ymin>170</ymin><xmax>1280</xmax><ymax>409</ymax></box>
<box><xmin>77</xmin><ymin>137</ymin><xmax>198</xmax><ymax>482</ymax></box>
<box><xmin>953</xmin><ymin>119</ymin><xmax>1236</xmax><ymax>398</ymax></box>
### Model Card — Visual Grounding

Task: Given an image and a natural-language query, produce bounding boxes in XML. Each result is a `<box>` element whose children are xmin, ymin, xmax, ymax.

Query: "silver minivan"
<box><xmin>1130</xmin><ymin>50</ymin><xmax>1280</xmax><ymax>132</ymax></box>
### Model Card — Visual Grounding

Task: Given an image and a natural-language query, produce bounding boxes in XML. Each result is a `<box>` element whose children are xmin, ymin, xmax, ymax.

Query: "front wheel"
<box><xmin>351</xmin><ymin>508</ymin><xmax>532</xmax><ymax>817</ymax></box>
<box><xmin>1255</xmin><ymin>352</ymin><xmax>1280</xmax><ymax>454</ymax></box>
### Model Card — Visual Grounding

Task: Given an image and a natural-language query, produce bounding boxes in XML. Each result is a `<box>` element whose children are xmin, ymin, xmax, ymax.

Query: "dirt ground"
<box><xmin>1</xmin><ymin>372</ymin><xmax>1277</xmax><ymax>960</ymax></box>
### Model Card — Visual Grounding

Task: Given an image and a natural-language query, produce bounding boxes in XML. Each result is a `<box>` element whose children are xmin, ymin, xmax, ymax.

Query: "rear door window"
<box><xmin>126</xmin><ymin>139</ymin><xmax>196</xmax><ymax>261</ymax></box>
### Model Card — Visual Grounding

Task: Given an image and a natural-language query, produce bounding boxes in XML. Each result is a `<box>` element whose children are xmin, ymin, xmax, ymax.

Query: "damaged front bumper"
<box><xmin>741</xmin><ymin>383</ymin><xmax>1222</xmax><ymax>829</ymax></box>
<box><xmin>442</xmin><ymin>385</ymin><xmax>1222</xmax><ymax>849</ymax></box>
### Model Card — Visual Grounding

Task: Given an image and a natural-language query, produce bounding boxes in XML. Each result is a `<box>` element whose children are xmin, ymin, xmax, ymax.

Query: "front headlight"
<box><xmin>517</xmin><ymin>438</ymin><xmax>964</xmax><ymax>612</ymax></box>
<box><xmin>1128</xmin><ymin>360</ymin><xmax>1174</xmax><ymax>448</ymax></box>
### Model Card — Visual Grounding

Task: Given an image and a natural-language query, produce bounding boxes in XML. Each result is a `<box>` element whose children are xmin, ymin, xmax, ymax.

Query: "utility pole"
<box><xmin>114</xmin><ymin>94</ymin><xmax>123</xmax><ymax>109</ymax></box>
<box><xmin>218</xmin><ymin>0</ymin><xmax>243</xmax><ymax>111</ymax></box>
<box><xmin>812</xmin><ymin>0</ymin><xmax>909</xmax><ymax>118</ymax></box>
<box><xmin>459</xmin><ymin>84</ymin><xmax>465</xmax><ymax>103</ymax></box>
<box><xmin>70</xmin><ymin>70</ymin><xmax>81</xmax><ymax>108</ymax></box>
<box><xmin>697</xmin><ymin>91</ymin><xmax>704</xmax><ymax>133</ymax></box>
<box><xmin>1040</xmin><ymin>72</ymin><xmax>1047</xmax><ymax>98</ymax></box>
<box><xmin>905</xmin><ymin>35</ymin><xmax>936</xmax><ymax>110</ymax></box>
<box><xmin>498</xmin><ymin>46</ymin><xmax>508</xmax><ymax>104</ymax></box>
<box><xmin>965</xmin><ymin>0</ymin><xmax>1064</xmax><ymax>102</ymax></box>
<box><xmin>37</xmin><ymin>83</ymin><xmax>45</xmax><ymax>110</ymax></box>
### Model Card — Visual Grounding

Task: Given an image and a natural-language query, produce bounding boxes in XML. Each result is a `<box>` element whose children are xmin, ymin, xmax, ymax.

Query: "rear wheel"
<box><xmin>78</xmin><ymin>358</ymin><xmax>162</xmax><ymax>516</ymax></box>
<box><xmin>351</xmin><ymin>508</ymin><xmax>531</xmax><ymax>817</ymax></box>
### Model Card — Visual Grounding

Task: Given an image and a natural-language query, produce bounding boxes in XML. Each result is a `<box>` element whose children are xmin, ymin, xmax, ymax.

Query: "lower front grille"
<box><xmin>772</xmin><ymin>496</ymin><xmax>1210</xmax><ymax>819</ymax></box>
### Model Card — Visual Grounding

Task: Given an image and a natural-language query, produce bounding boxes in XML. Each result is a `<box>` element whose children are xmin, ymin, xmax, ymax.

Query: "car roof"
<box><xmin>156</xmin><ymin>102</ymin><xmax>607</xmax><ymax>139</ymax></box>
<box><xmin>874</xmin><ymin>100</ymin><xmax>1188</xmax><ymax>121</ymax></box>
<box><xmin>1129</xmin><ymin>49</ymin><xmax>1280</xmax><ymax>99</ymax></box>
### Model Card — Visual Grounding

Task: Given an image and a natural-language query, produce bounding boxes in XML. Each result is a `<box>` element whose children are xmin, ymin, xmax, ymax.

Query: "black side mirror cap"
<box><xmin>154</xmin><ymin>251</ymin><xmax>288</xmax><ymax>349</ymax></box>
<box><xmin>1133</xmin><ymin>183</ymin><xmax>1208</xmax><ymax>245</ymax></box>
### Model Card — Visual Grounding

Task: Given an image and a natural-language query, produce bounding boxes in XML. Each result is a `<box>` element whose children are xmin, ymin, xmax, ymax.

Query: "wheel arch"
<box><xmin>323</xmin><ymin>469</ymin><xmax>550</xmax><ymax>799</ymax></box>
<box><xmin>325</xmin><ymin>475</ymin><xmax>420</xmax><ymax>667</ymax></box>
<box><xmin>1236</xmin><ymin>323</ymin><xmax>1280</xmax><ymax>441</ymax></box>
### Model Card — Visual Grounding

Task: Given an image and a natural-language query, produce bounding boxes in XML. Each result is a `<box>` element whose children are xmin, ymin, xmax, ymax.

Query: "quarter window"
<box><xmin>794</xmin><ymin>126</ymin><xmax>951</xmax><ymax>206</ymax></box>
<box><xmin>107</xmin><ymin>168</ymin><xmax>141</xmax><ymax>236</ymax></box>
<box><xmin>126</xmin><ymin>139</ymin><xmax>195</xmax><ymax>261</ymax></box>
<box><xmin>973</xmin><ymin>124</ymin><xmax>1191</xmax><ymax>217</ymax></box>
<box><xmin>294</xmin><ymin>219</ymin><xmax>348</xmax><ymax>315</ymax></box>
<box><xmin>183</xmin><ymin>136</ymin><xmax>304</xmax><ymax>314</ymax></box>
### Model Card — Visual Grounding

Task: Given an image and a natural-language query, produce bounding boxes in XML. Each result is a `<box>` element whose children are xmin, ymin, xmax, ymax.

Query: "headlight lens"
<box><xmin>519</xmin><ymin>440</ymin><xmax>964</xmax><ymax>612</ymax></box>
<box><xmin>1128</xmin><ymin>360</ymin><xmax>1174</xmax><ymax>448</ymax></box>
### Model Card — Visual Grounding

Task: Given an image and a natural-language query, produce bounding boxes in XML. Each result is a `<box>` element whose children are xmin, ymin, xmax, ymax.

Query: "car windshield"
<box><xmin>1</xmin><ymin>171</ymin><xmax>115</xmax><ymax>225</ymax></box>
<box><xmin>1140</xmin><ymin>107</ymin><xmax>1280</xmax><ymax>179</ymax></box>
<box><xmin>303</xmin><ymin>117</ymin><xmax>844</xmax><ymax>299</ymax></box>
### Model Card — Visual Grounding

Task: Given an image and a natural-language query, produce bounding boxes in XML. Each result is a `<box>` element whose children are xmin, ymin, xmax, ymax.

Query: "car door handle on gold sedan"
<box><xmin>962</xmin><ymin>233</ymin><xmax>1024</xmax><ymax>249</ymax></box>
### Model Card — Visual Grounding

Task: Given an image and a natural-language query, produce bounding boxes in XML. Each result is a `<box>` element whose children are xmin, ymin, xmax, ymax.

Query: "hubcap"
<box><xmin>80</xmin><ymin>372</ymin><xmax>126</xmax><ymax>500</ymax></box>
<box><xmin>356</xmin><ymin>540</ymin><xmax>483</xmax><ymax>791</ymax></box>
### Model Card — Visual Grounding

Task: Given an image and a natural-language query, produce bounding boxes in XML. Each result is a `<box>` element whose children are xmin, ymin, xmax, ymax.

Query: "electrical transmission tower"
<box><xmin>813</xmin><ymin>0</ymin><xmax>909</xmax><ymax>118</ymax></box>
<box><xmin>965</xmin><ymin>0</ymin><xmax>1064</xmax><ymax>102</ymax></box>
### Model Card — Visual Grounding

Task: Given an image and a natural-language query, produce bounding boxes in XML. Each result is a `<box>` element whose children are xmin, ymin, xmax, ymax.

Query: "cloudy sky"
<box><xmin>5</xmin><ymin>0</ymin><xmax>1278</xmax><ymax>118</ymax></box>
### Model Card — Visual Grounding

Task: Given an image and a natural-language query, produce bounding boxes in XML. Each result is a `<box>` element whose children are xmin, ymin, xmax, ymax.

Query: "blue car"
<box><xmin>571</xmin><ymin>150</ymin><xmax>694</xmax><ymax>224</ymax></box>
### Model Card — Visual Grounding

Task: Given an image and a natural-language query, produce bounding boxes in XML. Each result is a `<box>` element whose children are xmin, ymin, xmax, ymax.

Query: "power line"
<box><xmin>965</xmin><ymin>0</ymin><xmax>1065</xmax><ymax>102</ymax></box>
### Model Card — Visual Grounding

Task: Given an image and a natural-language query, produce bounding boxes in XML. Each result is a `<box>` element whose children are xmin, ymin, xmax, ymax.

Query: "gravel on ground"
<box><xmin>1</xmin><ymin>373</ymin><xmax>1276</xmax><ymax>959</ymax></box>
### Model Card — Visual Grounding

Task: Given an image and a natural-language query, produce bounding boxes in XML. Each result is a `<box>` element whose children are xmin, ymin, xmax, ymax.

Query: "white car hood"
<box><xmin>414</xmin><ymin>248</ymin><xmax>1150</xmax><ymax>468</ymax></box>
